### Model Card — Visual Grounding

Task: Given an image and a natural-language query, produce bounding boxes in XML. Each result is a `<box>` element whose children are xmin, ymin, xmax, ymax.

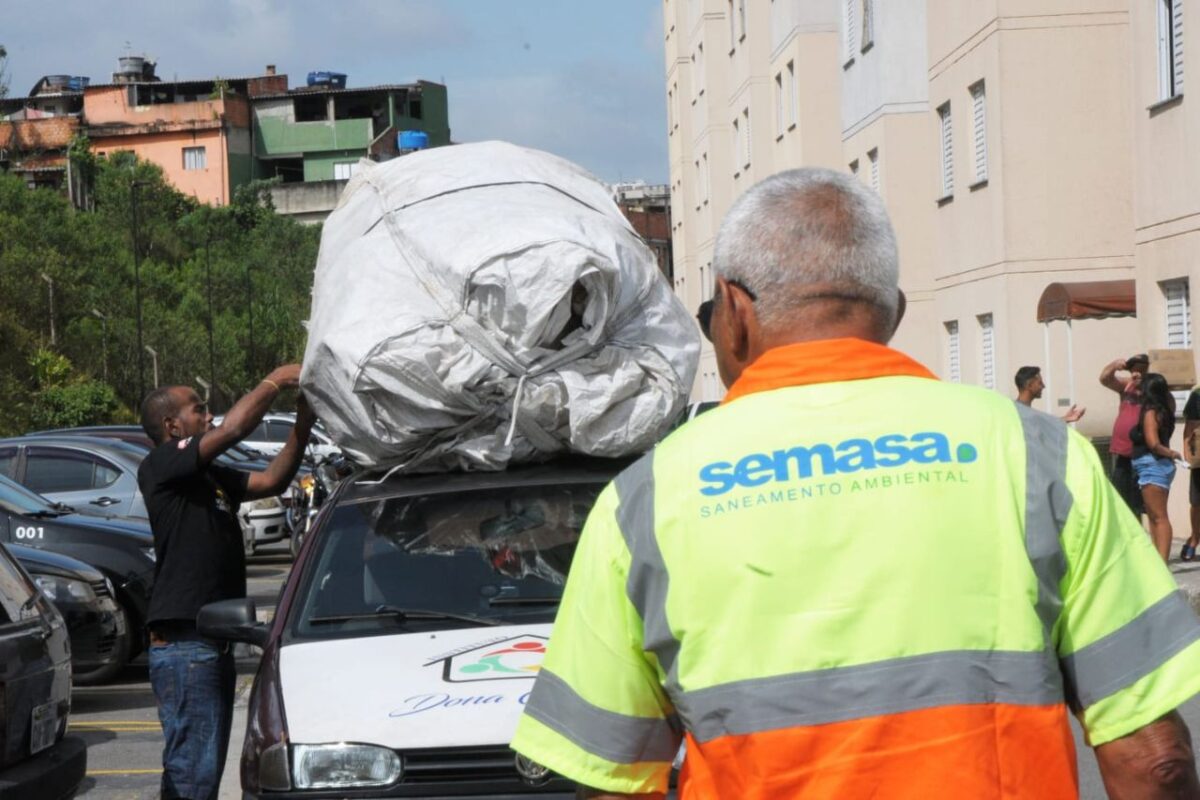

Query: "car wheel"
<box><xmin>73</xmin><ymin>603</ymin><xmax>132</xmax><ymax>686</ymax></box>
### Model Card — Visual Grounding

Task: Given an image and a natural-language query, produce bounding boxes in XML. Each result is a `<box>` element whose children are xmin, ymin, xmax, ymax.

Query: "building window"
<box><xmin>742</xmin><ymin>107</ymin><xmax>751</xmax><ymax>168</ymax></box>
<box><xmin>1159</xmin><ymin>0</ymin><xmax>1185</xmax><ymax>100</ymax></box>
<box><xmin>334</xmin><ymin>161</ymin><xmax>358</xmax><ymax>180</ymax></box>
<box><xmin>737</xmin><ymin>0</ymin><xmax>746</xmax><ymax>39</ymax></box>
<box><xmin>672</xmin><ymin>81</ymin><xmax>680</xmax><ymax>129</ymax></box>
<box><xmin>938</xmin><ymin>102</ymin><xmax>954</xmax><ymax>199</ymax></box>
<box><xmin>971</xmin><ymin>81</ymin><xmax>988</xmax><ymax>184</ymax></box>
<box><xmin>728</xmin><ymin>0</ymin><xmax>737</xmax><ymax>50</ymax></box>
<box><xmin>787</xmin><ymin>60</ymin><xmax>797</xmax><ymax>127</ymax></box>
<box><xmin>849</xmin><ymin>158</ymin><xmax>859</xmax><ymax>178</ymax></box>
<box><xmin>1163</xmin><ymin>278</ymin><xmax>1192</xmax><ymax>348</ymax></box>
<box><xmin>945</xmin><ymin>321</ymin><xmax>961</xmax><ymax>383</ymax></box>
<box><xmin>701</xmin><ymin>153</ymin><xmax>708</xmax><ymax>204</ymax></box>
<box><xmin>868</xmin><ymin>148</ymin><xmax>880</xmax><ymax>193</ymax></box>
<box><xmin>775</xmin><ymin>73</ymin><xmax>784</xmax><ymax>138</ymax></box>
<box><xmin>182</xmin><ymin>146</ymin><xmax>207</xmax><ymax>171</ymax></box>
<box><xmin>978</xmin><ymin>314</ymin><xmax>995</xmax><ymax>389</ymax></box>
<box><xmin>696</xmin><ymin>43</ymin><xmax>705</xmax><ymax>96</ymax></box>
<box><xmin>861</xmin><ymin>0</ymin><xmax>874</xmax><ymax>51</ymax></box>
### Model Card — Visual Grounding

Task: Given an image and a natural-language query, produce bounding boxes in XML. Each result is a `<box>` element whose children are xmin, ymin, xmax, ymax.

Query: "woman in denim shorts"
<box><xmin>1131</xmin><ymin>373</ymin><xmax>1181</xmax><ymax>562</ymax></box>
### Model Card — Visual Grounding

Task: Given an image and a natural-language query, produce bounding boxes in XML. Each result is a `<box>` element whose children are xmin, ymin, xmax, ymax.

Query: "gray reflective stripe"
<box><xmin>1015</xmin><ymin>404</ymin><xmax>1072</xmax><ymax>642</ymax></box>
<box><xmin>615</xmin><ymin>453</ymin><xmax>683</xmax><ymax>688</ymax></box>
<box><xmin>674</xmin><ymin>649</ymin><xmax>1063</xmax><ymax>743</ymax></box>
<box><xmin>521</xmin><ymin>668</ymin><xmax>682</xmax><ymax>764</ymax></box>
<box><xmin>1060</xmin><ymin>590</ymin><xmax>1200</xmax><ymax>711</ymax></box>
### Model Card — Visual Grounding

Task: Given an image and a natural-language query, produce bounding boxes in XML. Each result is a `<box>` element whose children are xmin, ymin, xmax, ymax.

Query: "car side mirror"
<box><xmin>197</xmin><ymin>598</ymin><xmax>269</xmax><ymax>648</ymax></box>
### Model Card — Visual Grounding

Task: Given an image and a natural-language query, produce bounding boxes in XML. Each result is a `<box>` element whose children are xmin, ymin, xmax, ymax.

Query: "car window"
<box><xmin>0</xmin><ymin>475</ymin><xmax>58</xmax><ymax>516</ymax></box>
<box><xmin>0</xmin><ymin>447</ymin><xmax>15</xmax><ymax>479</ymax></box>
<box><xmin>0</xmin><ymin>546</ymin><xmax>38</xmax><ymax>624</ymax></box>
<box><xmin>264</xmin><ymin>420</ymin><xmax>294</xmax><ymax>443</ymax></box>
<box><xmin>249</xmin><ymin>422</ymin><xmax>270</xmax><ymax>441</ymax></box>
<box><xmin>25</xmin><ymin>448</ymin><xmax>122</xmax><ymax>493</ymax></box>
<box><xmin>293</xmin><ymin>482</ymin><xmax>604</xmax><ymax>637</ymax></box>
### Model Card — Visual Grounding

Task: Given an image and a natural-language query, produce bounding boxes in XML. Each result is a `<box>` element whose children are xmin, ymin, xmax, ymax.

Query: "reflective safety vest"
<box><xmin>511</xmin><ymin>338</ymin><xmax>1200</xmax><ymax>798</ymax></box>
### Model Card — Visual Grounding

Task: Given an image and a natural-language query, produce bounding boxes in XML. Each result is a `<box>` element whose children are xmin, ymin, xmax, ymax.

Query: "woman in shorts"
<box><xmin>1131</xmin><ymin>372</ymin><xmax>1181</xmax><ymax>562</ymax></box>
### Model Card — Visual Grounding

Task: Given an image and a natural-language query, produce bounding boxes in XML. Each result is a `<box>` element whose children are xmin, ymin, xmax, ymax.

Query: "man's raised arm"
<box><xmin>197</xmin><ymin>364</ymin><xmax>301</xmax><ymax>466</ymax></box>
<box><xmin>244</xmin><ymin>395</ymin><xmax>315</xmax><ymax>501</ymax></box>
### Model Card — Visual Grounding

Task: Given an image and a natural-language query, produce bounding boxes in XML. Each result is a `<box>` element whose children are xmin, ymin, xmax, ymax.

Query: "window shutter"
<box><xmin>845</xmin><ymin>0</ymin><xmax>857</xmax><ymax>58</ymax></box>
<box><xmin>939</xmin><ymin>104</ymin><xmax>954</xmax><ymax>196</ymax></box>
<box><xmin>978</xmin><ymin>314</ymin><xmax>995</xmax><ymax>389</ymax></box>
<box><xmin>1174</xmin><ymin>0</ymin><xmax>1185</xmax><ymax>94</ymax></box>
<box><xmin>1165</xmin><ymin>279</ymin><xmax>1192</xmax><ymax>348</ymax></box>
<box><xmin>868</xmin><ymin>149</ymin><xmax>880</xmax><ymax>193</ymax></box>
<box><xmin>972</xmin><ymin>83</ymin><xmax>987</xmax><ymax>182</ymax></box>
<box><xmin>862</xmin><ymin>0</ymin><xmax>874</xmax><ymax>48</ymax></box>
<box><xmin>945</xmin><ymin>321</ymin><xmax>961</xmax><ymax>383</ymax></box>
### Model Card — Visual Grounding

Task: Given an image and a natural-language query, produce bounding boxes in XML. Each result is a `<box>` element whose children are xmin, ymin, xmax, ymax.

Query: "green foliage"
<box><xmin>0</xmin><ymin>153</ymin><xmax>319</xmax><ymax>434</ymax></box>
<box><xmin>30</xmin><ymin>382</ymin><xmax>121</xmax><ymax>430</ymax></box>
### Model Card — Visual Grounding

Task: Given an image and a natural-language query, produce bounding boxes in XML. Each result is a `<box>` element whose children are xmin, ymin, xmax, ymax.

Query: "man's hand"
<box><xmin>1094</xmin><ymin>710</ymin><xmax>1200</xmax><ymax>799</ymax></box>
<box><xmin>266</xmin><ymin>364</ymin><xmax>302</xmax><ymax>391</ymax></box>
<box><xmin>1062</xmin><ymin>405</ymin><xmax>1086</xmax><ymax>424</ymax></box>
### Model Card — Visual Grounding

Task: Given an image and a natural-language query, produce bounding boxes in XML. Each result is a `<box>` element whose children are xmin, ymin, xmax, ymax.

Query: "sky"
<box><xmin>2</xmin><ymin>1</ymin><xmax>669</xmax><ymax>184</ymax></box>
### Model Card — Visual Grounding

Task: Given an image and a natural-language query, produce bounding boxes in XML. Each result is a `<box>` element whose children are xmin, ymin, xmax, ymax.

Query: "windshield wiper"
<box><xmin>487</xmin><ymin>597</ymin><xmax>561</xmax><ymax>607</ymax></box>
<box><xmin>308</xmin><ymin>605</ymin><xmax>501</xmax><ymax>627</ymax></box>
<box><xmin>24</xmin><ymin>509</ymin><xmax>61</xmax><ymax>519</ymax></box>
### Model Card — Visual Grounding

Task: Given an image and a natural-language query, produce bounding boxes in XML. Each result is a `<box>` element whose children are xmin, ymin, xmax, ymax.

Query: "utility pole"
<box><xmin>245</xmin><ymin>261</ymin><xmax>255</xmax><ymax>382</ymax></box>
<box><xmin>205</xmin><ymin>227</ymin><xmax>217</xmax><ymax>402</ymax></box>
<box><xmin>39</xmin><ymin>272</ymin><xmax>55</xmax><ymax>346</ymax></box>
<box><xmin>91</xmin><ymin>308</ymin><xmax>108</xmax><ymax>382</ymax></box>
<box><xmin>144</xmin><ymin>345</ymin><xmax>159</xmax><ymax>388</ymax></box>
<box><xmin>130</xmin><ymin>179</ymin><xmax>146</xmax><ymax>398</ymax></box>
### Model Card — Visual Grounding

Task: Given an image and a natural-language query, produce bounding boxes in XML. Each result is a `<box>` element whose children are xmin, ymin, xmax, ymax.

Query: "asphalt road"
<box><xmin>62</xmin><ymin>538</ymin><xmax>1200</xmax><ymax>799</ymax></box>
<box><xmin>70</xmin><ymin>542</ymin><xmax>291</xmax><ymax>799</ymax></box>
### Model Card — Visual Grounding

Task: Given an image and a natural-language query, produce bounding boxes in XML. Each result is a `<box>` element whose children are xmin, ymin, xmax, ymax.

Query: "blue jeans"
<box><xmin>148</xmin><ymin>637</ymin><xmax>236</xmax><ymax>800</ymax></box>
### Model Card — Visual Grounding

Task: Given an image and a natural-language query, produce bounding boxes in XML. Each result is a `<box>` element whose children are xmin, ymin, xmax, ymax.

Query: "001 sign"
<box><xmin>14</xmin><ymin>526</ymin><xmax>44</xmax><ymax>540</ymax></box>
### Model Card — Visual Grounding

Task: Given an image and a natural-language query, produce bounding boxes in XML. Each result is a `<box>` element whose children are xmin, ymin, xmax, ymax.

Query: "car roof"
<box><xmin>3</xmin><ymin>434</ymin><xmax>149</xmax><ymax>462</ymax></box>
<box><xmin>341</xmin><ymin>455</ymin><xmax>636</xmax><ymax>505</ymax></box>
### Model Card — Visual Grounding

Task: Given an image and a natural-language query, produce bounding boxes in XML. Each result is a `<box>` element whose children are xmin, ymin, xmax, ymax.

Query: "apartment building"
<box><xmin>662</xmin><ymin>0</ymin><xmax>1156</xmax><ymax>444</ymax></box>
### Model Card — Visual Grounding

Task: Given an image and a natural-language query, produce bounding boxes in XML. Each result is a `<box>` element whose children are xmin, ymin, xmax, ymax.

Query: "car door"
<box><xmin>21</xmin><ymin>446</ymin><xmax>135</xmax><ymax>518</ymax></box>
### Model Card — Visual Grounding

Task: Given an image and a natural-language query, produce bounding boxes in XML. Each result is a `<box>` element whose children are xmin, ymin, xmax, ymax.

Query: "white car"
<box><xmin>213</xmin><ymin>414</ymin><xmax>341</xmax><ymax>461</ymax></box>
<box><xmin>240</xmin><ymin>495</ymin><xmax>288</xmax><ymax>555</ymax></box>
<box><xmin>198</xmin><ymin>458</ymin><xmax>632</xmax><ymax>798</ymax></box>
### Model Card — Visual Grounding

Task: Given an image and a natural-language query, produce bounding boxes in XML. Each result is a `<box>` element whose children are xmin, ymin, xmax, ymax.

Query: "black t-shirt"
<box><xmin>137</xmin><ymin>434</ymin><xmax>250</xmax><ymax>627</ymax></box>
<box><xmin>1185</xmin><ymin>390</ymin><xmax>1200</xmax><ymax>421</ymax></box>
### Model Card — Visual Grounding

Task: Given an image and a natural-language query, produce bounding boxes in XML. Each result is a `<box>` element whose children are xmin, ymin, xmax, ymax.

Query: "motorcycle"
<box><xmin>289</xmin><ymin>451</ymin><xmax>348</xmax><ymax>559</ymax></box>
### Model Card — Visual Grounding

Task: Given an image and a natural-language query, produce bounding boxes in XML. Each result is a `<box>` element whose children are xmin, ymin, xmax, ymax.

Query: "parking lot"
<box><xmin>68</xmin><ymin>543</ymin><xmax>292</xmax><ymax>799</ymax></box>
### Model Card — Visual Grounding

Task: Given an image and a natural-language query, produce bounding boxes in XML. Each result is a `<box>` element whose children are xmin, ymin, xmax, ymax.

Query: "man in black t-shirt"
<box><xmin>138</xmin><ymin>365</ymin><xmax>313</xmax><ymax>800</ymax></box>
<box><xmin>1183</xmin><ymin>387</ymin><xmax>1200</xmax><ymax>561</ymax></box>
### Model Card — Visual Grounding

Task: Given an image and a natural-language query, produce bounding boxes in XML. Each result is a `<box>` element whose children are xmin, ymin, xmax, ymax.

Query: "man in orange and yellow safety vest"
<box><xmin>510</xmin><ymin>168</ymin><xmax>1200</xmax><ymax>798</ymax></box>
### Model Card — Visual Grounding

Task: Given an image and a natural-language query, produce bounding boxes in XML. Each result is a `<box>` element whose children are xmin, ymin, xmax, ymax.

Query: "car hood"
<box><xmin>52</xmin><ymin>513</ymin><xmax>153</xmax><ymax>545</ymax></box>
<box><xmin>8</xmin><ymin>543</ymin><xmax>105</xmax><ymax>582</ymax></box>
<box><xmin>280</xmin><ymin>623</ymin><xmax>552</xmax><ymax>748</ymax></box>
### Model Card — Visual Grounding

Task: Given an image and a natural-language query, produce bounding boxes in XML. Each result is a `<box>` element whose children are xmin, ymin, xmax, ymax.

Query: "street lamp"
<box><xmin>91</xmin><ymin>308</ymin><xmax>108</xmax><ymax>382</ymax></box>
<box><xmin>39</xmin><ymin>272</ymin><xmax>54</xmax><ymax>347</ymax></box>
<box><xmin>144</xmin><ymin>345</ymin><xmax>159</xmax><ymax>389</ymax></box>
<box><xmin>130</xmin><ymin>179</ymin><xmax>146</xmax><ymax>398</ymax></box>
<box><xmin>195</xmin><ymin>376</ymin><xmax>211</xmax><ymax>404</ymax></box>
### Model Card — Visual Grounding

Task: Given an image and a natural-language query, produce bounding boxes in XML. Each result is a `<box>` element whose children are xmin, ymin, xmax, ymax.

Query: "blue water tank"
<box><xmin>66</xmin><ymin>76</ymin><xmax>91</xmax><ymax>92</ymax></box>
<box><xmin>398</xmin><ymin>130</ymin><xmax>429</xmax><ymax>151</ymax></box>
<box><xmin>306</xmin><ymin>71</ymin><xmax>347</xmax><ymax>89</ymax></box>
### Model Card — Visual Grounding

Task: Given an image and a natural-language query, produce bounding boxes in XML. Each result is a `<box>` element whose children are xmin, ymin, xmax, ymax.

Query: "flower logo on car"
<box><xmin>427</xmin><ymin>634</ymin><xmax>549</xmax><ymax>683</ymax></box>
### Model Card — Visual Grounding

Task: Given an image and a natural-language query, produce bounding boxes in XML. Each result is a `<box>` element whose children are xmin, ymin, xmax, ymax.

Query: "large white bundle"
<box><xmin>301</xmin><ymin>141</ymin><xmax>700</xmax><ymax>471</ymax></box>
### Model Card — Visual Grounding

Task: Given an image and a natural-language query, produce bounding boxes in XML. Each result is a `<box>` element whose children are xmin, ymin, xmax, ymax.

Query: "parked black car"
<box><xmin>0</xmin><ymin>475</ymin><xmax>155</xmax><ymax>666</ymax></box>
<box><xmin>11</xmin><ymin>543</ymin><xmax>131</xmax><ymax>685</ymax></box>
<box><xmin>0</xmin><ymin>541</ymin><xmax>86</xmax><ymax>799</ymax></box>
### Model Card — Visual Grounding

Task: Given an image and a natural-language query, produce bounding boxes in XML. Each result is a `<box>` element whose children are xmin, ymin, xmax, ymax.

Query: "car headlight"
<box><xmin>33</xmin><ymin>575</ymin><xmax>97</xmax><ymax>603</ymax></box>
<box><xmin>292</xmin><ymin>743</ymin><xmax>402</xmax><ymax>789</ymax></box>
<box><xmin>248</xmin><ymin>497</ymin><xmax>282</xmax><ymax>512</ymax></box>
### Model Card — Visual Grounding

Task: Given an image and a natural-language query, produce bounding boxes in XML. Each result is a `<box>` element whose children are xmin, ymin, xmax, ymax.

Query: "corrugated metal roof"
<box><xmin>84</xmin><ymin>75</ymin><xmax>268</xmax><ymax>90</ymax></box>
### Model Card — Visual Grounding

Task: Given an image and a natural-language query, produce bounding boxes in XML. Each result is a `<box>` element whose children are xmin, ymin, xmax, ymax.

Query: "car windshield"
<box><xmin>0</xmin><ymin>475</ymin><xmax>59</xmax><ymax>516</ymax></box>
<box><xmin>292</xmin><ymin>481</ymin><xmax>603</xmax><ymax>637</ymax></box>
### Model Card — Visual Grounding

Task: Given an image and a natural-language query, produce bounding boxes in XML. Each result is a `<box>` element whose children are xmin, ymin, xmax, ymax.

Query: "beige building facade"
<box><xmin>661</xmin><ymin>0</ymin><xmax>1177</xmax><ymax>449</ymax></box>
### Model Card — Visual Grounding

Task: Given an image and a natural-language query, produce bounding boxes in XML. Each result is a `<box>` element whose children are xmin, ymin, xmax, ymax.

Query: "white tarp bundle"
<box><xmin>301</xmin><ymin>141</ymin><xmax>700</xmax><ymax>471</ymax></box>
